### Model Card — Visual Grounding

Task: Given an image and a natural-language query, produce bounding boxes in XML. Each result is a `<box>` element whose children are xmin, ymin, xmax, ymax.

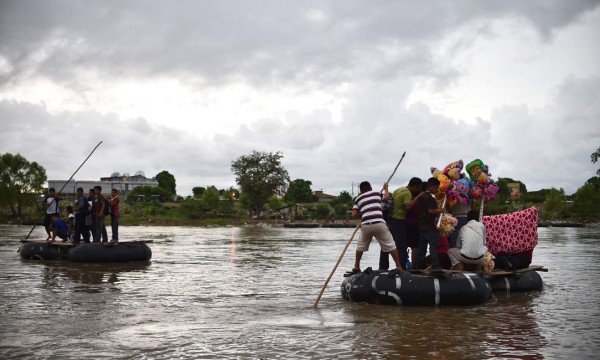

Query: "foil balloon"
<box><xmin>452</xmin><ymin>178</ymin><xmax>472</xmax><ymax>205</ymax></box>
<box><xmin>466</xmin><ymin>159</ymin><xmax>491</xmax><ymax>185</ymax></box>
<box><xmin>436</xmin><ymin>173</ymin><xmax>451</xmax><ymax>199</ymax></box>
<box><xmin>470</xmin><ymin>183</ymin><xmax>484</xmax><ymax>200</ymax></box>
<box><xmin>484</xmin><ymin>183</ymin><xmax>500</xmax><ymax>203</ymax></box>
<box><xmin>446</xmin><ymin>188</ymin><xmax>459</xmax><ymax>207</ymax></box>
<box><xmin>430</xmin><ymin>167</ymin><xmax>443</xmax><ymax>177</ymax></box>
<box><xmin>443</xmin><ymin>159</ymin><xmax>464</xmax><ymax>180</ymax></box>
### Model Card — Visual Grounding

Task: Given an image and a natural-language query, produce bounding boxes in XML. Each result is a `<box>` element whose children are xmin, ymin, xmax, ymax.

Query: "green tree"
<box><xmin>238</xmin><ymin>192</ymin><xmax>253</xmax><ymax>212</ymax></box>
<box><xmin>592</xmin><ymin>147</ymin><xmax>600</xmax><ymax>176</ymax></box>
<box><xmin>571</xmin><ymin>176</ymin><xmax>600</xmax><ymax>220</ymax></box>
<box><xmin>336</xmin><ymin>191</ymin><xmax>353</xmax><ymax>204</ymax></box>
<box><xmin>0</xmin><ymin>153</ymin><xmax>47</xmax><ymax>217</ymax></box>
<box><xmin>314</xmin><ymin>203</ymin><xmax>332</xmax><ymax>219</ymax></box>
<box><xmin>192</xmin><ymin>187</ymin><xmax>206</xmax><ymax>197</ymax></box>
<box><xmin>220</xmin><ymin>189</ymin><xmax>235</xmax><ymax>213</ymax></box>
<box><xmin>202</xmin><ymin>188</ymin><xmax>220</xmax><ymax>212</ymax></box>
<box><xmin>284</xmin><ymin>179</ymin><xmax>315</xmax><ymax>203</ymax></box>
<box><xmin>541</xmin><ymin>188</ymin><xmax>567</xmax><ymax>220</ymax></box>
<box><xmin>231</xmin><ymin>151</ymin><xmax>290</xmax><ymax>215</ymax></box>
<box><xmin>330</xmin><ymin>191</ymin><xmax>354</xmax><ymax>216</ymax></box>
<box><xmin>267</xmin><ymin>195</ymin><xmax>285</xmax><ymax>212</ymax></box>
<box><xmin>127</xmin><ymin>185</ymin><xmax>172</xmax><ymax>203</ymax></box>
<box><xmin>156</xmin><ymin>170</ymin><xmax>176</xmax><ymax>196</ymax></box>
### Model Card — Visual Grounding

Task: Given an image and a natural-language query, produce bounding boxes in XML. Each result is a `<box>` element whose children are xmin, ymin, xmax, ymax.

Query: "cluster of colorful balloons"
<box><xmin>430</xmin><ymin>159</ymin><xmax>500</xmax><ymax>206</ymax></box>
<box><xmin>465</xmin><ymin>159</ymin><xmax>500</xmax><ymax>203</ymax></box>
<box><xmin>430</xmin><ymin>160</ymin><xmax>466</xmax><ymax>206</ymax></box>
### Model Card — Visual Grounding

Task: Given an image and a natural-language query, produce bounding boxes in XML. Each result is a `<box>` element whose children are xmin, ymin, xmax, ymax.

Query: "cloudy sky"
<box><xmin>1</xmin><ymin>1</ymin><xmax>599</xmax><ymax>197</ymax></box>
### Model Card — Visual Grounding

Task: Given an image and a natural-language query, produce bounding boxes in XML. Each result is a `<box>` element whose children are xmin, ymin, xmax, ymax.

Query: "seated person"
<box><xmin>447</xmin><ymin>210</ymin><xmax>487</xmax><ymax>271</ymax></box>
<box><xmin>48</xmin><ymin>214</ymin><xmax>69</xmax><ymax>243</ymax></box>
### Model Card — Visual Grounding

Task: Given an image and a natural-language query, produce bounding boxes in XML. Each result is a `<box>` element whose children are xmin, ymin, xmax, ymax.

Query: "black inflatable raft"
<box><xmin>18</xmin><ymin>241</ymin><xmax>70</xmax><ymax>260</ymax></box>
<box><xmin>19</xmin><ymin>240</ymin><xmax>152</xmax><ymax>263</ymax></box>
<box><xmin>485</xmin><ymin>268</ymin><xmax>544</xmax><ymax>293</ymax></box>
<box><xmin>68</xmin><ymin>242</ymin><xmax>152</xmax><ymax>263</ymax></box>
<box><xmin>341</xmin><ymin>268</ymin><xmax>492</xmax><ymax>306</ymax></box>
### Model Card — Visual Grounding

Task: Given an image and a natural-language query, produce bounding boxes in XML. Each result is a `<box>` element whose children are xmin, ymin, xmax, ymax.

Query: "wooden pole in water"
<box><xmin>381</xmin><ymin>151</ymin><xmax>406</xmax><ymax>191</ymax></box>
<box><xmin>312</xmin><ymin>224</ymin><xmax>361</xmax><ymax>309</ymax></box>
<box><xmin>25</xmin><ymin>141</ymin><xmax>103</xmax><ymax>240</ymax></box>
<box><xmin>313</xmin><ymin>152</ymin><xmax>406</xmax><ymax>308</ymax></box>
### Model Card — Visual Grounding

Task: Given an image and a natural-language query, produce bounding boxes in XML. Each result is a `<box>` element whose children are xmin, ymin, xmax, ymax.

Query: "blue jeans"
<box><xmin>111</xmin><ymin>216</ymin><xmax>119</xmax><ymax>241</ymax></box>
<box><xmin>417</xmin><ymin>229</ymin><xmax>441</xmax><ymax>269</ymax></box>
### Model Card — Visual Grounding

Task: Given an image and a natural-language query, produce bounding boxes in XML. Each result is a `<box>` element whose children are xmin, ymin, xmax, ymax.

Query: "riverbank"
<box><xmin>6</xmin><ymin>217</ymin><xmax>593</xmax><ymax>228</ymax></box>
<box><xmin>3</xmin><ymin>215</ymin><xmax>363</xmax><ymax>228</ymax></box>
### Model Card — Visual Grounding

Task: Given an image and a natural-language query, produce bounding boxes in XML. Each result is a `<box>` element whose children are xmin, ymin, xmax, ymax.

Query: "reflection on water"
<box><xmin>0</xmin><ymin>225</ymin><xmax>599</xmax><ymax>359</ymax></box>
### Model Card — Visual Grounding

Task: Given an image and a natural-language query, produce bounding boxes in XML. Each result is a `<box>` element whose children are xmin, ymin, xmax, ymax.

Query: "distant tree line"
<box><xmin>2</xmin><ymin>148</ymin><xmax>600</xmax><ymax>222</ymax></box>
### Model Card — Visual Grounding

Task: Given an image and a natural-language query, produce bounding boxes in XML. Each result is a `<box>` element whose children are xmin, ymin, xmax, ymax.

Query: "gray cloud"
<box><xmin>1</xmin><ymin>1</ymin><xmax>599</xmax><ymax>196</ymax></box>
<box><xmin>1</xmin><ymin>1</ymin><xmax>598</xmax><ymax>90</ymax></box>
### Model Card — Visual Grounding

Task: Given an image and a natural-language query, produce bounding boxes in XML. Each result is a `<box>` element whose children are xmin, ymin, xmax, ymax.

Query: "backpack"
<box><xmin>381</xmin><ymin>196</ymin><xmax>394</xmax><ymax>220</ymax></box>
<box><xmin>494</xmin><ymin>253</ymin><xmax>531</xmax><ymax>271</ymax></box>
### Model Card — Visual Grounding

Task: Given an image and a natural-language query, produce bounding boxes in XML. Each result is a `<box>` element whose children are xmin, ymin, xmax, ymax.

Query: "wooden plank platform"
<box><xmin>21</xmin><ymin>239</ymin><xmax>75</xmax><ymax>247</ymax></box>
<box><xmin>342</xmin><ymin>265</ymin><xmax>547</xmax><ymax>278</ymax></box>
<box><xmin>484</xmin><ymin>265</ymin><xmax>547</xmax><ymax>276</ymax></box>
<box><xmin>20</xmin><ymin>239</ymin><xmax>153</xmax><ymax>245</ymax></box>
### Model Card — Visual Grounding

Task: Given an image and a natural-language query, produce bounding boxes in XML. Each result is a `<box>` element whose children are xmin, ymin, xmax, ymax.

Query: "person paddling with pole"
<box><xmin>312</xmin><ymin>153</ymin><xmax>406</xmax><ymax>309</ymax></box>
<box><xmin>350</xmin><ymin>181</ymin><xmax>404</xmax><ymax>274</ymax></box>
<box><xmin>24</xmin><ymin>141</ymin><xmax>103</xmax><ymax>241</ymax></box>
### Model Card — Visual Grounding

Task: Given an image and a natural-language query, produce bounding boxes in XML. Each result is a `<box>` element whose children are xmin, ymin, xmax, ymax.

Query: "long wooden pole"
<box><xmin>479</xmin><ymin>197</ymin><xmax>485</xmax><ymax>221</ymax></box>
<box><xmin>436</xmin><ymin>194</ymin><xmax>447</xmax><ymax>227</ymax></box>
<box><xmin>24</xmin><ymin>141</ymin><xmax>103</xmax><ymax>240</ymax></box>
<box><xmin>382</xmin><ymin>151</ymin><xmax>406</xmax><ymax>190</ymax></box>
<box><xmin>312</xmin><ymin>224</ymin><xmax>361</xmax><ymax>309</ymax></box>
<box><xmin>313</xmin><ymin>152</ymin><xmax>407</xmax><ymax>308</ymax></box>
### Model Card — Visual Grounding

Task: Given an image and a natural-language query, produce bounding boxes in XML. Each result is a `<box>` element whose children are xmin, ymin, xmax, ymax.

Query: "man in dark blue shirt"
<box><xmin>49</xmin><ymin>214</ymin><xmax>69</xmax><ymax>242</ymax></box>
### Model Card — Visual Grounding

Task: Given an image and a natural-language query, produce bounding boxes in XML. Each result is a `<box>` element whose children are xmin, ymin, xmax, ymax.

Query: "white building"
<box><xmin>48</xmin><ymin>171</ymin><xmax>159</xmax><ymax>199</ymax></box>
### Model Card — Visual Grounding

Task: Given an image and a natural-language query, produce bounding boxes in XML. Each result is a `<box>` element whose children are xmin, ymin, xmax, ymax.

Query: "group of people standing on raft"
<box><xmin>42</xmin><ymin>186</ymin><xmax>120</xmax><ymax>244</ymax></box>
<box><xmin>350</xmin><ymin>176</ymin><xmax>487</xmax><ymax>273</ymax></box>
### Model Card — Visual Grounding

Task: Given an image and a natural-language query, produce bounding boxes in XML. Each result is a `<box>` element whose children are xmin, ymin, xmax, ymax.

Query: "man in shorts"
<box><xmin>351</xmin><ymin>181</ymin><xmax>403</xmax><ymax>273</ymax></box>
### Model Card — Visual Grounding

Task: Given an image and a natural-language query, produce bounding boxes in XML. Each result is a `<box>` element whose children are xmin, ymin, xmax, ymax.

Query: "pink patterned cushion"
<box><xmin>482</xmin><ymin>207</ymin><xmax>538</xmax><ymax>255</ymax></box>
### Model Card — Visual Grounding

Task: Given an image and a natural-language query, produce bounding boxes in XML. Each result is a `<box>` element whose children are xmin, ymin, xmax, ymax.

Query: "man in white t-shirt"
<box><xmin>447</xmin><ymin>210</ymin><xmax>487</xmax><ymax>271</ymax></box>
<box><xmin>42</xmin><ymin>188</ymin><xmax>60</xmax><ymax>241</ymax></box>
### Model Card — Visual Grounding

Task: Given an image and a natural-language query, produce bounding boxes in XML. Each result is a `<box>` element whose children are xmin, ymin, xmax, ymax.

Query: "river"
<box><xmin>0</xmin><ymin>224</ymin><xmax>599</xmax><ymax>359</ymax></box>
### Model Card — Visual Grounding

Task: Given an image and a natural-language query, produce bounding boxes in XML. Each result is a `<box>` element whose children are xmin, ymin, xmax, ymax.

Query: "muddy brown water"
<box><xmin>1</xmin><ymin>225</ymin><xmax>599</xmax><ymax>359</ymax></box>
